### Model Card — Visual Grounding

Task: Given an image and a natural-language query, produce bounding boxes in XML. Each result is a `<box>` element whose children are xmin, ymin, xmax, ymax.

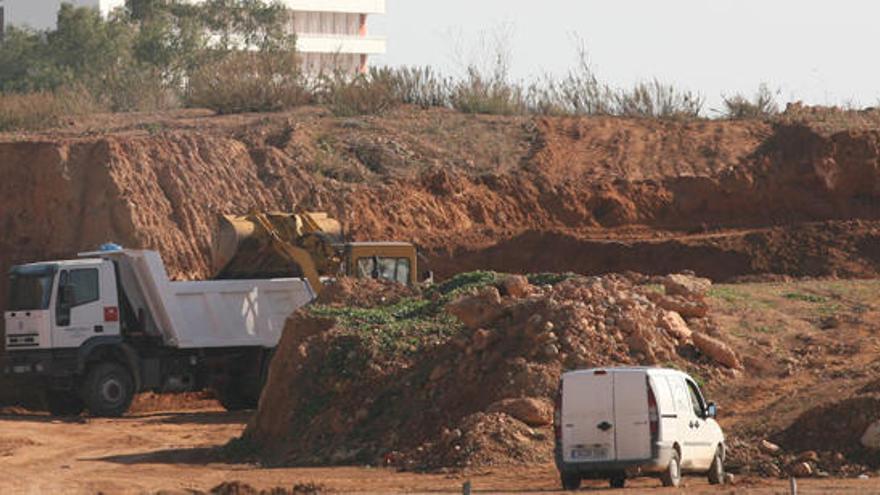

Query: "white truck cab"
<box><xmin>554</xmin><ymin>367</ymin><xmax>725</xmax><ymax>490</ymax></box>
<box><xmin>4</xmin><ymin>247</ymin><xmax>314</xmax><ymax>417</ymax></box>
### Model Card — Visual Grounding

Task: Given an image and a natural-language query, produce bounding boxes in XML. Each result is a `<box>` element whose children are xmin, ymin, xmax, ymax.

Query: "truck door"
<box><xmin>613</xmin><ymin>371</ymin><xmax>652</xmax><ymax>461</ymax></box>
<box><xmin>561</xmin><ymin>371</ymin><xmax>616</xmax><ymax>463</ymax></box>
<box><xmin>52</xmin><ymin>262</ymin><xmax>119</xmax><ymax>348</ymax></box>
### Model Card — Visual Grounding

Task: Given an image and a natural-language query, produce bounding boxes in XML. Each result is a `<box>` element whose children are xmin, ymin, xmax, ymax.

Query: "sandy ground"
<box><xmin>0</xmin><ymin>407</ymin><xmax>878</xmax><ymax>495</ymax></box>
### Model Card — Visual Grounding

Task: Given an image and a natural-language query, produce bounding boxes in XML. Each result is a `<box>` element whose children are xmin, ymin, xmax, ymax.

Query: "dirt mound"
<box><xmin>316</xmin><ymin>277</ymin><xmax>415</xmax><ymax>308</ymax></box>
<box><xmin>244</xmin><ymin>271</ymin><xmax>739</xmax><ymax>469</ymax></box>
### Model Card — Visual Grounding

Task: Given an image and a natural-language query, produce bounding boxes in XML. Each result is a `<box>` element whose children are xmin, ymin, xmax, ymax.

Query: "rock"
<box><xmin>759</xmin><ymin>461</ymin><xmax>782</xmax><ymax>478</ymax></box>
<box><xmin>759</xmin><ymin>439</ymin><xmax>782</xmax><ymax>455</ymax></box>
<box><xmin>797</xmin><ymin>450</ymin><xmax>819</xmax><ymax>463</ymax></box>
<box><xmin>657</xmin><ymin>311</ymin><xmax>693</xmax><ymax>341</ymax></box>
<box><xmin>788</xmin><ymin>461</ymin><xmax>813</xmax><ymax>478</ymax></box>
<box><xmin>862</xmin><ymin>419</ymin><xmax>880</xmax><ymax>449</ymax></box>
<box><xmin>662</xmin><ymin>274</ymin><xmax>712</xmax><ymax>299</ymax></box>
<box><xmin>499</xmin><ymin>274</ymin><xmax>532</xmax><ymax>298</ymax></box>
<box><xmin>446</xmin><ymin>286</ymin><xmax>505</xmax><ymax>330</ymax></box>
<box><xmin>858</xmin><ymin>474</ymin><xmax>870</xmax><ymax>480</ymax></box>
<box><xmin>651</xmin><ymin>293</ymin><xmax>710</xmax><ymax>319</ymax></box>
<box><xmin>487</xmin><ymin>398</ymin><xmax>553</xmax><ymax>427</ymax></box>
<box><xmin>693</xmin><ymin>332</ymin><xmax>743</xmax><ymax>369</ymax></box>
<box><xmin>429</xmin><ymin>364</ymin><xmax>450</xmax><ymax>381</ymax></box>
<box><xmin>542</xmin><ymin>343</ymin><xmax>560</xmax><ymax>359</ymax></box>
<box><xmin>724</xmin><ymin>473</ymin><xmax>736</xmax><ymax>485</ymax></box>
<box><xmin>471</xmin><ymin>328</ymin><xmax>494</xmax><ymax>352</ymax></box>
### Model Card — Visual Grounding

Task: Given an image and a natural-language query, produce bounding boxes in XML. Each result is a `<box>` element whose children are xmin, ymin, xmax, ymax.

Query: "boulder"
<box><xmin>693</xmin><ymin>332</ymin><xmax>743</xmax><ymax>369</ymax></box>
<box><xmin>650</xmin><ymin>293</ymin><xmax>710</xmax><ymax>319</ymax></box>
<box><xmin>662</xmin><ymin>274</ymin><xmax>712</xmax><ymax>300</ymax></box>
<box><xmin>759</xmin><ymin>439</ymin><xmax>782</xmax><ymax>455</ymax></box>
<box><xmin>788</xmin><ymin>461</ymin><xmax>813</xmax><ymax>478</ymax></box>
<box><xmin>471</xmin><ymin>328</ymin><xmax>495</xmax><ymax>352</ymax></box>
<box><xmin>446</xmin><ymin>286</ymin><xmax>505</xmax><ymax>330</ymax></box>
<box><xmin>487</xmin><ymin>397</ymin><xmax>554</xmax><ymax>427</ymax></box>
<box><xmin>861</xmin><ymin>419</ymin><xmax>880</xmax><ymax>449</ymax></box>
<box><xmin>499</xmin><ymin>274</ymin><xmax>533</xmax><ymax>298</ymax></box>
<box><xmin>657</xmin><ymin>311</ymin><xmax>693</xmax><ymax>341</ymax></box>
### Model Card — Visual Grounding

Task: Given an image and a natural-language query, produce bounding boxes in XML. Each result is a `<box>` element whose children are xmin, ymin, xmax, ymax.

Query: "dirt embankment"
<box><xmin>244</xmin><ymin>273</ymin><xmax>739</xmax><ymax>469</ymax></box>
<box><xmin>3</xmin><ymin>108</ymin><xmax>880</xmax><ymax>338</ymax></box>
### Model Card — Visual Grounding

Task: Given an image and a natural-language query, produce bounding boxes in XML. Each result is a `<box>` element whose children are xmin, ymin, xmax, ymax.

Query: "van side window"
<box><xmin>670</xmin><ymin>378</ymin><xmax>690</xmax><ymax>414</ymax></box>
<box><xmin>685</xmin><ymin>380</ymin><xmax>706</xmax><ymax>417</ymax></box>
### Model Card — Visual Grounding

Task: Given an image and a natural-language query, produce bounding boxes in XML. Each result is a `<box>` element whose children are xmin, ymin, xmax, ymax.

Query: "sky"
<box><xmin>370</xmin><ymin>0</ymin><xmax>879</xmax><ymax>111</ymax></box>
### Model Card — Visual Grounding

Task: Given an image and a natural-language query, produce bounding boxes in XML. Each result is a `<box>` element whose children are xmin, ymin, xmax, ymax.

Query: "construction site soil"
<box><xmin>5</xmin><ymin>106</ymin><xmax>880</xmax><ymax>491</ymax></box>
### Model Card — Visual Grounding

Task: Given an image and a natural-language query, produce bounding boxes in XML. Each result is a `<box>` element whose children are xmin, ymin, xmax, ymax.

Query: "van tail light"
<box><xmin>647</xmin><ymin>378</ymin><xmax>659</xmax><ymax>442</ymax></box>
<box><xmin>553</xmin><ymin>382</ymin><xmax>563</xmax><ymax>442</ymax></box>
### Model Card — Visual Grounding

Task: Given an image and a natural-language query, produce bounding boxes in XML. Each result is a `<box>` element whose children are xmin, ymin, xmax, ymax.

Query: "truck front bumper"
<box><xmin>2</xmin><ymin>350</ymin><xmax>78</xmax><ymax>378</ymax></box>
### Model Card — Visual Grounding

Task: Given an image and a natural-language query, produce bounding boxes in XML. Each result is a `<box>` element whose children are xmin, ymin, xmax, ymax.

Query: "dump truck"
<box><xmin>3</xmin><ymin>246</ymin><xmax>315</xmax><ymax>417</ymax></box>
<box><xmin>212</xmin><ymin>212</ymin><xmax>423</xmax><ymax>293</ymax></box>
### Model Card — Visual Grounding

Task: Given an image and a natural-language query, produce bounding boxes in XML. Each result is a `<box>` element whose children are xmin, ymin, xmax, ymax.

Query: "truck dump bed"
<box><xmin>84</xmin><ymin>250</ymin><xmax>315</xmax><ymax>349</ymax></box>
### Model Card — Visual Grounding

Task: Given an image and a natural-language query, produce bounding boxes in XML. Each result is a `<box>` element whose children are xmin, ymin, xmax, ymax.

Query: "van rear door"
<box><xmin>561</xmin><ymin>370</ymin><xmax>652</xmax><ymax>464</ymax></box>
<box><xmin>561</xmin><ymin>371</ymin><xmax>616</xmax><ymax>463</ymax></box>
<box><xmin>614</xmin><ymin>370</ymin><xmax>651</xmax><ymax>460</ymax></box>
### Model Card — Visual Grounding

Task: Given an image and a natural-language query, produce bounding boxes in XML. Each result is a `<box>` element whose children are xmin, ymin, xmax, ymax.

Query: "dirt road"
<box><xmin>0</xmin><ymin>407</ymin><xmax>877</xmax><ymax>494</ymax></box>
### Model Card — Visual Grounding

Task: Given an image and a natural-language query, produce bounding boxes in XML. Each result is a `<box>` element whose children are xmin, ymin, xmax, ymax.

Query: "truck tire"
<box><xmin>560</xmin><ymin>471</ymin><xmax>581</xmax><ymax>491</ymax></box>
<box><xmin>708</xmin><ymin>445</ymin><xmax>725</xmax><ymax>485</ymax></box>
<box><xmin>215</xmin><ymin>380</ymin><xmax>258</xmax><ymax>411</ymax></box>
<box><xmin>661</xmin><ymin>449</ymin><xmax>682</xmax><ymax>487</ymax></box>
<box><xmin>81</xmin><ymin>362</ymin><xmax>134</xmax><ymax>417</ymax></box>
<box><xmin>610</xmin><ymin>475</ymin><xmax>626</xmax><ymax>488</ymax></box>
<box><xmin>46</xmin><ymin>392</ymin><xmax>84</xmax><ymax>417</ymax></box>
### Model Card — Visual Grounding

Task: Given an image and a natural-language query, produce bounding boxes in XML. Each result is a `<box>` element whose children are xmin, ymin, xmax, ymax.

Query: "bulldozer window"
<box><xmin>356</xmin><ymin>257</ymin><xmax>411</xmax><ymax>285</ymax></box>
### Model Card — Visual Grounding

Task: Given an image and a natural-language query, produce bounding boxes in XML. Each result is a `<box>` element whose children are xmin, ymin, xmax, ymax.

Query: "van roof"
<box><xmin>562</xmin><ymin>366</ymin><xmax>691</xmax><ymax>378</ymax></box>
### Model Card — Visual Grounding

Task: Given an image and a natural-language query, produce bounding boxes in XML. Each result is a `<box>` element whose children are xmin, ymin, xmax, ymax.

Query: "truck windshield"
<box><xmin>8</xmin><ymin>264</ymin><xmax>57</xmax><ymax>311</ymax></box>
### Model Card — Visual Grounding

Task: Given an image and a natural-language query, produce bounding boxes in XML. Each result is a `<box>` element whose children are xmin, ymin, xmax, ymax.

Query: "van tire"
<box><xmin>560</xmin><ymin>471</ymin><xmax>581</xmax><ymax>490</ymax></box>
<box><xmin>661</xmin><ymin>450</ymin><xmax>682</xmax><ymax>487</ymax></box>
<box><xmin>46</xmin><ymin>392</ymin><xmax>85</xmax><ymax>417</ymax></box>
<box><xmin>708</xmin><ymin>446</ymin><xmax>725</xmax><ymax>485</ymax></box>
<box><xmin>81</xmin><ymin>362</ymin><xmax>134</xmax><ymax>417</ymax></box>
<box><xmin>610</xmin><ymin>476</ymin><xmax>626</xmax><ymax>488</ymax></box>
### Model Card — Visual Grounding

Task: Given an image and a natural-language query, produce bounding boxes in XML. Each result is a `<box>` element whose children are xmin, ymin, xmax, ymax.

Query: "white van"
<box><xmin>554</xmin><ymin>367</ymin><xmax>725</xmax><ymax>490</ymax></box>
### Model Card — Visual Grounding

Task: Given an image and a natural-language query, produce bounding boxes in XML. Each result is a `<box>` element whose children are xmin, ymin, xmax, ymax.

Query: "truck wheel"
<box><xmin>610</xmin><ymin>475</ymin><xmax>626</xmax><ymax>488</ymax></box>
<box><xmin>81</xmin><ymin>362</ymin><xmax>134</xmax><ymax>417</ymax></box>
<box><xmin>560</xmin><ymin>471</ymin><xmax>581</xmax><ymax>490</ymax></box>
<box><xmin>661</xmin><ymin>449</ymin><xmax>682</xmax><ymax>487</ymax></box>
<box><xmin>708</xmin><ymin>445</ymin><xmax>725</xmax><ymax>485</ymax></box>
<box><xmin>46</xmin><ymin>392</ymin><xmax>84</xmax><ymax>417</ymax></box>
<box><xmin>215</xmin><ymin>381</ymin><xmax>258</xmax><ymax>411</ymax></box>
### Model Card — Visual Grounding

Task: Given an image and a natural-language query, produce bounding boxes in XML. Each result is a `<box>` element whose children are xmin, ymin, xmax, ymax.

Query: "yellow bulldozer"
<box><xmin>211</xmin><ymin>212</ymin><xmax>420</xmax><ymax>295</ymax></box>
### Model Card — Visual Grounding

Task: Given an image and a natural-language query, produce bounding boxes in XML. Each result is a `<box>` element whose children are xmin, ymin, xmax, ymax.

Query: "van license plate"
<box><xmin>571</xmin><ymin>447</ymin><xmax>608</xmax><ymax>460</ymax></box>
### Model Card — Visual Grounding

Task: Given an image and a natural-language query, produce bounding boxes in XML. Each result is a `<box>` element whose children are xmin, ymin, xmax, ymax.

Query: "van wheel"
<box><xmin>708</xmin><ymin>445</ymin><xmax>725</xmax><ymax>485</ymax></box>
<box><xmin>661</xmin><ymin>450</ymin><xmax>682</xmax><ymax>487</ymax></box>
<box><xmin>610</xmin><ymin>476</ymin><xmax>626</xmax><ymax>488</ymax></box>
<box><xmin>560</xmin><ymin>471</ymin><xmax>581</xmax><ymax>490</ymax></box>
<box><xmin>46</xmin><ymin>392</ymin><xmax>84</xmax><ymax>417</ymax></box>
<box><xmin>81</xmin><ymin>362</ymin><xmax>134</xmax><ymax>417</ymax></box>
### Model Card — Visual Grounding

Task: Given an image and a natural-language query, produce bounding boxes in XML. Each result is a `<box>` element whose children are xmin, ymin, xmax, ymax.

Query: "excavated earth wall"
<box><xmin>2</xmin><ymin>110</ymin><xmax>880</xmax><ymax>349</ymax></box>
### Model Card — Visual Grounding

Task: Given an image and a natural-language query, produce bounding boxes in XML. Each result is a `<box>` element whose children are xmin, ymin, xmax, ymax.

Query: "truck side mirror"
<box><xmin>706</xmin><ymin>402</ymin><xmax>717</xmax><ymax>418</ymax></box>
<box><xmin>59</xmin><ymin>284</ymin><xmax>75</xmax><ymax>307</ymax></box>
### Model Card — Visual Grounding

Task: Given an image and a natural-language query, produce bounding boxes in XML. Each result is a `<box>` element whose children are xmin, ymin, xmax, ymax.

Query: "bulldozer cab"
<box><xmin>211</xmin><ymin>212</ymin><xmax>420</xmax><ymax>292</ymax></box>
<box><xmin>344</xmin><ymin>242</ymin><xmax>419</xmax><ymax>286</ymax></box>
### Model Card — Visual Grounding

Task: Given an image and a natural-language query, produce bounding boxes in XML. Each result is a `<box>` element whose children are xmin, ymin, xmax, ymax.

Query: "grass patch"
<box><xmin>783</xmin><ymin>292</ymin><xmax>828</xmax><ymax>303</ymax></box>
<box><xmin>709</xmin><ymin>286</ymin><xmax>751</xmax><ymax>304</ymax></box>
<box><xmin>527</xmin><ymin>272</ymin><xmax>577</xmax><ymax>286</ymax></box>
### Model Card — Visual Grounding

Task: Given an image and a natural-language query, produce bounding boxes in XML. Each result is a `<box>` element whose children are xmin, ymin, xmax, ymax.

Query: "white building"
<box><xmin>0</xmin><ymin>0</ymin><xmax>386</xmax><ymax>73</ymax></box>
